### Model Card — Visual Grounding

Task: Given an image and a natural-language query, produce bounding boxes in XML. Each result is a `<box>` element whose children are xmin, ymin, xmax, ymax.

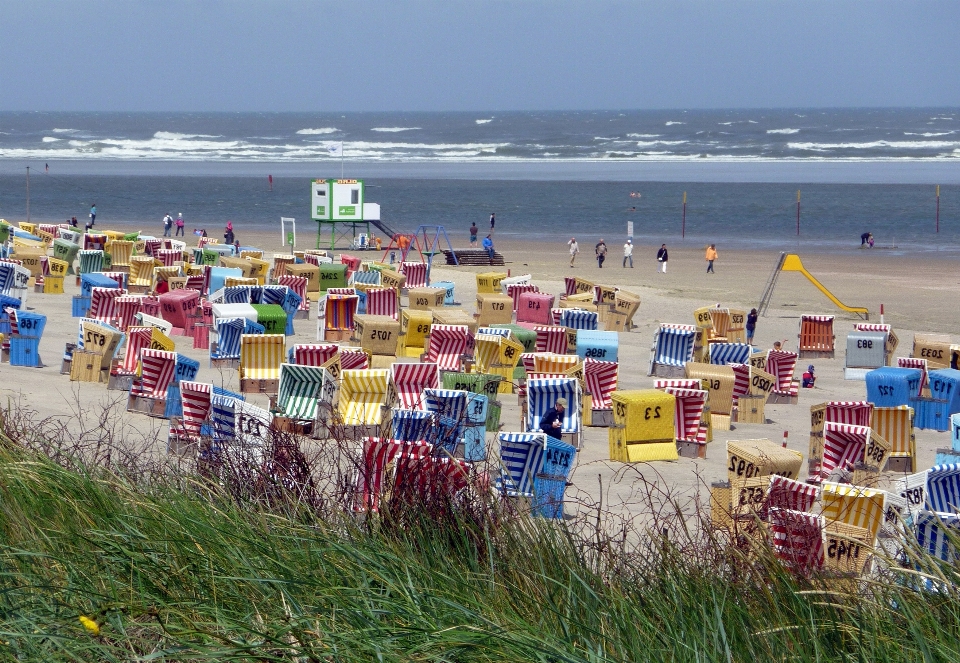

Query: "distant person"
<box><xmin>469</xmin><ymin>223</ymin><xmax>478</xmax><ymax>247</ymax></box>
<box><xmin>482</xmin><ymin>234</ymin><xmax>495</xmax><ymax>264</ymax></box>
<box><xmin>656</xmin><ymin>244</ymin><xmax>668</xmax><ymax>273</ymax></box>
<box><xmin>89</xmin><ymin>203</ymin><xmax>96</xmax><ymax>225</ymax></box>
<box><xmin>802</xmin><ymin>365</ymin><xmax>816</xmax><ymax>388</ymax></box>
<box><xmin>163</xmin><ymin>213</ymin><xmax>173</xmax><ymax>237</ymax></box>
<box><xmin>622</xmin><ymin>239</ymin><xmax>634</xmax><ymax>268</ymax></box>
<box><xmin>489</xmin><ymin>212</ymin><xmax>495</xmax><ymax>230</ymax></box>
<box><xmin>746</xmin><ymin>308</ymin><xmax>758</xmax><ymax>344</ymax></box>
<box><xmin>595</xmin><ymin>238</ymin><xmax>607</xmax><ymax>269</ymax></box>
<box><xmin>539</xmin><ymin>397</ymin><xmax>567</xmax><ymax>441</ymax></box>
<box><xmin>705</xmin><ymin>244</ymin><xmax>717</xmax><ymax>273</ymax></box>
<box><xmin>374</xmin><ymin>234</ymin><xmax>382</xmax><ymax>251</ymax></box>
<box><xmin>868</xmin><ymin>234</ymin><xmax>875</xmax><ymax>248</ymax></box>
<box><xmin>175</xmin><ymin>213</ymin><xmax>185</xmax><ymax>236</ymax></box>
<box><xmin>224</xmin><ymin>221</ymin><xmax>235</xmax><ymax>245</ymax></box>
<box><xmin>70</xmin><ymin>216</ymin><xmax>78</xmax><ymax>228</ymax></box>
<box><xmin>860</xmin><ymin>232</ymin><xmax>872</xmax><ymax>247</ymax></box>
<box><xmin>568</xmin><ymin>237</ymin><xmax>579</xmax><ymax>267</ymax></box>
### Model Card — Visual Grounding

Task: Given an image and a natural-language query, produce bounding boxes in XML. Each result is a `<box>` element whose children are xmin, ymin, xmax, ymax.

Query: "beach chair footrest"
<box><xmin>651</xmin><ymin>363</ymin><xmax>687</xmax><ymax>378</ymax></box>
<box><xmin>107</xmin><ymin>373</ymin><xmax>135</xmax><ymax>391</ymax></box>
<box><xmin>240</xmin><ymin>378</ymin><xmax>279</xmax><ymax>395</ymax></box>
<box><xmin>677</xmin><ymin>440</ymin><xmax>707</xmax><ymax>459</ymax></box>
<box><xmin>127</xmin><ymin>393</ymin><xmax>168</xmax><ymax>418</ymax></box>
<box><xmin>884</xmin><ymin>455</ymin><xmax>914</xmax><ymax>473</ymax></box>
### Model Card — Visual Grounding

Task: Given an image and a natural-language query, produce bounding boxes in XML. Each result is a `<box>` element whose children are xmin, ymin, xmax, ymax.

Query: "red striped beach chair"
<box><xmin>767</xmin><ymin>475</ymin><xmax>820</xmax><ymax>514</ymax></box>
<box><xmin>392</xmin><ymin>453</ymin><xmax>472</xmax><ymax>508</ymax></box>
<box><xmin>424</xmin><ymin>324</ymin><xmax>470</xmax><ymax>371</ymax></box>
<box><xmin>277</xmin><ymin>275</ymin><xmax>311</xmax><ymax>312</ymax></box>
<box><xmin>731</xmin><ymin>363</ymin><xmax>751</xmax><ymax>406</ymax></box>
<box><xmin>653</xmin><ymin>378</ymin><xmax>702</xmax><ymax>390</ymax></box>
<box><xmin>168</xmin><ymin>380</ymin><xmax>212</xmax><ymax>453</ymax></box>
<box><xmin>535</xmin><ymin>326</ymin><xmax>568</xmax><ymax>354</ymax></box>
<box><xmin>664</xmin><ymin>387</ymin><xmax>708</xmax><ymax>445</ymax></box>
<box><xmin>564</xmin><ymin>276</ymin><xmax>577</xmax><ymax>296</ymax></box>
<box><xmin>506</xmin><ymin>283</ymin><xmax>539</xmax><ymax>311</ymax></box>
<box><xmin>114</xmin><ymin>295</ymin><xmax>145</xmax><ymax>331</ymax></box>
<box><xmin>819</xmin><ymin>422</ymin><xmax>872</xmax><ymax>481</ymax></box>
<box><xmin>400</xmin><ymin>261</ymin><xmax>428</xmax><ymax>288</ymax></box>
<box><xmin>766</xmin><ymin>349</ymin><xmax>800</xmax><ymax>403</ymax></box>
<box><xmin>117</xmin><ymin>327</ymin><xmax>153</xmax><ymax>376</ymax></box>
<box><xmin>89</xmin><ymin>287</ymin><xmax>127</xmax><ymax>325</ymax></box>
<box><xmin>353</xmin><ymin>438</ymin><xmax>432</xmax><ymax>513</ymax></box>
<box><xmin>897</xmin><ymin>356</ymin><xmax>928</xmax><ymax>396</ymax></box>
<box><xmin>365</xmin><ymin>287</ymin><xmax>399</xmax><ymax>320</ymax></box>
<box><xmin>340</xmin><ymin>348</ymin><xmax>370</xmax><ymax>371</ymax></box>
<box><xmin>768</xmin><ymin>507</ymin><xmax>824</xmax><ymax>576</ymax></box>
<box><xmin>290</xmin><ymin>343</ymin><xmax>339</xmax><ymax>367</ymax></box>
<box><xmin>584</xmin><ymin>358</ymin><xmax>618</xmax><ymax>410</ymax></box>
<box><xmin>392</xmin><ymin>362</ymin><xmax>440</xmax><ymax>410</ymax></box>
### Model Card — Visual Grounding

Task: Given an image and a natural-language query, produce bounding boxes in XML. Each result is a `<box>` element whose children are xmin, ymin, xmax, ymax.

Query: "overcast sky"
<box><xmin>2</xmin><ymin>1</ymin><xmax>958</xmax><ymax>112</ymax></box>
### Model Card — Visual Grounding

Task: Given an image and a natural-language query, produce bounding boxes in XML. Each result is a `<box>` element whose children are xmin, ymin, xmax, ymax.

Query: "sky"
<box><xmin>1</xmin><ymin>0</ymin><xmax>959</xmax><ymax>112</ymax></box>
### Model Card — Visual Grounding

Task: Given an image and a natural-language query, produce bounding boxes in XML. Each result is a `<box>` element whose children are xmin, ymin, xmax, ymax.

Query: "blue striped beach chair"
<box><xmin>525</xmin><ymin>377</ymin><xmax>582</xmax><ymax>442</ymax></box>
<box><xmin>392</xmin><ymin>409</ymin><xmax>433</xmax><ymax>442</ymax></box>
<box><xmin>915</xmin><ymin>510</ymin><xmax>960</xmax><ymax>563</ymax></box>
<box><xmin>276</xmin><ymin>363</ymin><xmax>326</xmax><ymax>421</ymax></box>
<box><xmin>210</xmin><ymin>317</ymin><xmax>257</xmax><ymax>361</ymax></box>
<box><xmin>350</xmin><ymin>269</ymin><xmax>381</xmax><ymax>286</ymax></box>
<box><xmin>496</xmin><ymin>431</ymin><xmax>576</xmax><ymax>519</ymax></box>
<box><xmin>224</xmin><ymin>285</ymin><xmax>256</xmax><ymax>304</ymax></box>
<box><xmin>559</xmin><ymin>308</ymin><xmax>598</xmax><ymax>331</ymax></box>
<box><xmin>926</xmin><ymin>464</ymin><xmax>960</xmax><ymax>513</ymax></box>
<box><xmin>709</xmin><ymin>342</ymin><xmax>753</xmax><ymax>366</ymax></box>
<box><xmin>424</xmin><ymin>388</ymin><xmax>469</xmax><ymax>452</ymax></box>
<box><xmin>648</xmin><ymin>324</ymin><xmax>697</xmax><ymax>377</ymax></box>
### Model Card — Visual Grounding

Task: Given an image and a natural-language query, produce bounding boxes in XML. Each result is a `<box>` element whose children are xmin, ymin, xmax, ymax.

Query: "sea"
<box><xmin>1</xmin><ymin>109</ymin><xmax>960</xmax><ymax>254</ymax></box>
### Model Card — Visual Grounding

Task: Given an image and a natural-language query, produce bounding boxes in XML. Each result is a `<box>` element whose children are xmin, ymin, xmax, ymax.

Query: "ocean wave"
<box><xmin>635</xmin><ymin>140</ymin><xmax>688</xmax><ymax>147</ymax></box>
<box><xmin>52</xmin><ymin>128</ymin><xmax>80</xmax><ymax>134</ymax></box>
<box><xmin>593</xmin><ymin>136</ymin><xmax>618</xmax><ymax>141</ymax></box>
<box><xmin>665</xmin><ymin>121</ymin><xmax>685</xmax><ymax>126</ymax></box>
<box><xmin>296</xmin><ymin>128</ymin><xmax>338</xmax><ymax>135</ymax></box>
<box><xmin>153</xmin><ymin>131</ymin><xmax>221</xmax><ymax>140</ymax></box>
<box><xmin>789</xmin><ymin>140</ymin><xmax>960</xmax><ymax>150</ymax></box>
<box><xmin>767</xmin><ymin>128</ymin><xmax>800</xmax><ymax>134</ymax></box>
<box><xmin>627</xmin><ymin>133</ymin><xmax>660</xmax><ymax>138</ymax></box>
<box><xmin>905</xmin><ymin>131</ymin><xmax>955</xmax><ymax>137</ymax></box>
<box><xmin>42</xmin><ymin>137</ymin><xmax>60</xmax><ymax>143</ymax></box>
<box><xmin>371</xmin><ymin>127</ymin><xmax>421</xmax><ymax>132</ymax></box>
<box><xmin>475</xmin><ymin>119</ymin><xmax>493</xmax><ymax>124</ymax></box>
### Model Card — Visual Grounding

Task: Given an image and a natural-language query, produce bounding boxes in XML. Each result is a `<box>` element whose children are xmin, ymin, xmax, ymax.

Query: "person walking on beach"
<box><xmin>489</xmin><ymin>212</ymin><xmax>496</xmax><ymax>231</ymax></box>
<box><xmin>224</xmin><ymin>221</ymin><xmax>235</xmax><ymax>245</ymax></box>
<box><xmin>175</xmin><ymin>213</ymin><xmax>185</xmax><ymax>236</ymax></box>
<box><xmin>705</xmin><ymin>244</ymin><xmax>717</xmax><ymax>273</ymax></box>
<box><xmin>163</xmin><ymin>213</ymin><xmax>173</xmax><ymax>237</ymax></box>
<box><xmin>746</xmin><ymin>308</ymin><xmax>758</xmax><ymax>344</ymax></box>
<box><xmin>568</xmin><ymin>237</ymin><xmax>579</xmax><ymax>267</ymax></box>
<box><xmin>622</xmin><ymin>239</ymin><xmax>634</xmax><ymax>268</ymax></box>
<box><xmin>89</xmin><ymin>203</ymin><xmax>96</xmax><ymax>225</ymax></box>
<box><xmin>595</xmin><ymin>238</ymin><xmax>607</xmax><ymax>268</ymax></box>
<box><xmin>656</xmin><ymin>244</ymin><xmax>668</xmax><ymax>273</ymax></box>
<box><xmin>469</xmin><ymin>223</ymin><xmax>478</xmax><ymax>247</ymax></box>
<box><xmin>482</xmin><ymin>234</ymin><xmax>495</xmax><ymax>264</ymax></box>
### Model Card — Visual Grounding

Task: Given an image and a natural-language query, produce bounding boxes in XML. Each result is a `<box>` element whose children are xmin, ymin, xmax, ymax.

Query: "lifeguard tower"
<box><xmin>311</xmin><ymin>178</ymin><xmax>394</xmax><ymax>250</ymax></box>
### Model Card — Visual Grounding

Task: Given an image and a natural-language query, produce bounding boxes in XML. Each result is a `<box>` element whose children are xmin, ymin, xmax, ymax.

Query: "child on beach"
<box><xmin>746</xmin><ymin>308</ymin><xmax>758</xmax><ymax>344</ymax></box>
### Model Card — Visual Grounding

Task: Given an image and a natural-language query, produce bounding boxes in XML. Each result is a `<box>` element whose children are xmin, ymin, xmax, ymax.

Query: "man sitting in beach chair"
<box><xmin>539</xmin><ymin>397</ymin><xmax>567</xmax><ymax>441</ymax></box>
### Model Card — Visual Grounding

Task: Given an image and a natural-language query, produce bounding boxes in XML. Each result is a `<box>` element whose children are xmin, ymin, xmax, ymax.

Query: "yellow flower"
<box><xmin>79</xmin><ymin>615</ymin><xmax>100</xmax><ymax>636</ymax></box>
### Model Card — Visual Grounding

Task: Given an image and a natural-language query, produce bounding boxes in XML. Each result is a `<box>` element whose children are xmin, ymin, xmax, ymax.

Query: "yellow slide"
<box><xmin>780</xmin><ymin>254</ymin><xmax>869</xmax><ymax>318</ymax></box>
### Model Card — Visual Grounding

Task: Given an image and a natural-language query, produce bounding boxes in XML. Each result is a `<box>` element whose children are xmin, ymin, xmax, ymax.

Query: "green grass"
<box><xmin>0</xmin><ymin>445</ymin><xmax>959</xmax><ymax>662</ymax></box>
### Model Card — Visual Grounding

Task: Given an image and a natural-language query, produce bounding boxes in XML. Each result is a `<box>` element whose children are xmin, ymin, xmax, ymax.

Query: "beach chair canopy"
<box><xmin>559</xmin><ymin>308</ymin><xmax>598</xmax><ymax>331</ymax></box>
<box><xmin>496</xmin><ymin>432</ymin><xmax>549</xmax><ymax>498</ymax></box>
<box><xmin>353</xmin><ymin>438</ymin><xmax>432</xmax><ymax>513</ymax></box>
<box><xmin>392</xmin><ymin>409</ymin><xmax>433</xmax><ymax>442</ymax></box>
<box><xmin>915</xmin><ymin>510</ymin><xmax>960</xmax><ymax>563</ymax></box>
<box><xmin>340</xmin><ymin>348</ymin><xmax>370</xmax><ymax>371</ymax></box>
<box><xmin>289</xmin><ymin>343</ymin><xmax>339</xmax><ymax>367</ymax></box>
<box><xmin>709</xmin><ymin>342</ymin><xmax>752</xmax><ymax>366</ymax></box>
<box><xmin>363</xmin><ymin>287</ymin><xmax>399</xmax><ymax>320</ymax></box>
<box><xmin>820</xmin><ymin>422</ymin><xmax>872</xmax><ymax>480</ymax></box>
<box><xmin>925</xmin><ymin>463</ymin><xmax>960</xmax><ymax>514</ymax></box>
<box><xmin>799</xmin><ymin>315</ymin><xmax>836</xmax><ymax>353</ymax></box>
<box><xmin>823</xmin><ymin>401</ymin><xmax>874</xmax><ymax>427</ymax></box>
<box><xmin>424</xmin><ymin>324</ymin><xmax>470</xmax><ymax>371</ymax></box>
<box><xmin>400</xmin><ymin>261</ymin><xmax>428</xmax><ymax>288</ymax></box>
<box><xmin>277</xmin><ymin>275</ymin><xmax>311</xmax><ymax>310</ymax></box>
<box><xmin>392</xmin><ymin>454</ymin><xmax>472</xmax><ymax>507</ymax></box>
<box><xmin>119</xmin><ymin>327</ymin><xmax>154</xmax><ymax>375</ymax></box>
<box><xmin>135</xmin><ymin>349</ymin><xmax>177</xmax><ymax>398</ymax></box>
<box><xmin>212</xmin><ymin>317</ymin><xmax>247</xmax><ymax>360</ymax></box>
<box><xmin>526</xmin><ymin>378</ymin><xmax>581</xmax><ymax>435</ymax></box>
<box><xmin>424</xmin><ymin>388</ymin><xmax>470</xmax><ymax>450</ymax></box>
<box><xmin>768</xmin><ymin>507</ymin><xmax>824</xmax><ymax>575</ymax></box>
<box><xmin>208</xmin><ymin>387</ymin><xmax>245</xmax><ymax>442</ymax></box>
<box><xmin>535</xmin><ymin>325</ymin><xmax>568</xmax><ymax>355</ymax></box>
<box><xmin>766</xmin><ymin>349</ymin><xmax>799</xmax><ymax>393</ymax></box>
<box><xmin>584</xmin><ymin>358</ymin><xmax>618</xmax><ymax>410</ymax></box>
<box><xmin>767</xmin><ymin>475</ymin><xmax>820</xmax><ymax>514</ymax></box>
<box><xmin>338</xmin><ymin>369</ymin><xmax>393</xmax><ymax>426</ymax></box>
<box><xmin>276</xmin><ymin>363</ymin><xmax>327</xmax><ymax>420</ymax></box>
<box><xmin>392</xmin><ymin>362</ymin><xmax>440</xmax><ymax>410</ymax></box>
<box><xmin>89</xmin><ymin>286</ymin><xmax>126</xmax><ymax>324</ymax></box>
<box><xmin>322</xmin><ymin>293</ymin><xmax>359</xmax><ymax>331</ymax></box>
<box><xmin>820</xmin><ymin>482</ymin><xmax>886</xmax><ymax>540</ymax></box>
<box><xmin>897</xmin><ymin>357</ymin><xmax>928</xmax><ymax>396</ymax></box>
<box><xmin>240</xmin><ymin>334</ymin><xmax>285</xmax><ymax>380</ymax></box>
<box><xmin>663</xmin><ymin>387</ymin><xmax>707</xmax><ymax>443</ymax></box>
<box><xmin>178</xmin><ymin>381</ymin><xmax>212</xmax><ymax>436</ymax></box>
<box><xmin>649</xmin><ymin>324</ymin><xmax>697</xmax><ymax>373</ymax></box>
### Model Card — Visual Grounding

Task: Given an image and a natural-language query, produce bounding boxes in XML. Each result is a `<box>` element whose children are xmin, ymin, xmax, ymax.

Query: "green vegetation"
<box><xmin>0</xmin><ymin>443</ymin><xmax>959</xmax><ymax>661</ymax></box>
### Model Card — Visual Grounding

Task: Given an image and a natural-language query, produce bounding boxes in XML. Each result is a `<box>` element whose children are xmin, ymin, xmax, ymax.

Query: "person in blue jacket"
<box><xmin>539</xmin><ymin>397</ymin><xmax>567</xmax><ymax>441</ymax></box>
<box><xmin>482</xmin><ymin>234</ymin><xmax>495</xmax><ymax>264</ymax></box>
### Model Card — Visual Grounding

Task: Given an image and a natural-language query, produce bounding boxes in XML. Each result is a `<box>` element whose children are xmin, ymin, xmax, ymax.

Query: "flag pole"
<box><xmin>682</xmin><ymin>191</ymin><xmax>686</xmax><ymax>238</ymax></box>
<box><xmin>796</xmin><ymin>189</ymin><xmax>801</xmax><ymax>236</ymax></box>
<box><xmin>936</xmin><ymin>184</ymin><xmax>940</xmax><ymax>233</ymax></box>
<box><xmin>341</xmin><ymin>141</ymin><xmax>344</xmax><ymax>178</ymax></box>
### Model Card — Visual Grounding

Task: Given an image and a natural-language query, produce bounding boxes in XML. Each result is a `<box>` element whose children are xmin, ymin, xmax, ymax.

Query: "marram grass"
<box><xmin>0</xmin><ymin>446</ymin><xmax>958</xmax><ymax>662</ymax></box>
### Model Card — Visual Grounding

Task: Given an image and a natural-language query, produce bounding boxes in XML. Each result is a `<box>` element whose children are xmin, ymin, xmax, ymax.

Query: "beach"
<box><xmin>2</xmin><ymin>223</ymin><xmax>954</xmax><ymax>526</ymax></box>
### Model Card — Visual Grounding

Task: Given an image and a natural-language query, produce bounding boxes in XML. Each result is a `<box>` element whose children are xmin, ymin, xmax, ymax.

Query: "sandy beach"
<box><xmin>3</xmin><ymin>221</ymin><xmax>956</xmax><ymax>525</ymax></box>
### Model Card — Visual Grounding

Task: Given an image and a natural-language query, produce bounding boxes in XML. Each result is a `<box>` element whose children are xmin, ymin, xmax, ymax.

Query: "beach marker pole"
<box><xmin>796</xmin><ymin>190</ymin><xmax>801</xmax><ymax>236</ymax></box>
<box><xmin>782</xmin><ymin>430</ymin><xmax>788</xmax><ymax>448</ymax></box>
<box><xmin>880</xmin><ymin>304</ymin><xmax>884</xmax><ymax>324</ymax></box>
<box><xmin>682</xmin><ymin>191</ymin><xmax>686</xmax><ymax>238</ymax></box>
<box><xmin>936</xmin><ymin>185</ymin><xmax>940</xmax><ymax>233</ymax></box>
<box><xmin>25</xmin><ymin>166</ymin><xmax>30</xmax><ymax>222</ymax></box>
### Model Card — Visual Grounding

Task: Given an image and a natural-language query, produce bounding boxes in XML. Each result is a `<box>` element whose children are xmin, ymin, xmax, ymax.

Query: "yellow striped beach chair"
<box><xmin>337</xmin><ymin>369</ymin><xmax>396</xmax><ymax>429</ymax></box>
<box><xmin>239</xmin><ymin>333</ymin><xmax>285</xmax><ymax>394</ymax></box>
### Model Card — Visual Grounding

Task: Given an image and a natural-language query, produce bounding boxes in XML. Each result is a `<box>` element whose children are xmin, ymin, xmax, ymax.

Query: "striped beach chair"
<box><xmin>648</xmin><ymin>324</ymin><xmax>697</xmax><ymax>377</ymax></box>
<box><xmin>392</xmin><ymin>362</ymin><xmax>440</xmax><ymax>410</ymax></box>
<box><xmin>821</xmin><ymin>482</ymin><xmax>886</xmax><ymax>541</ymax></box>
<box><xmin>767</xmin><ymin>475</ymin><xmax>820</xmax><ymax>514</ymax></box>
<box><xmin>352</xmin><ymin>438</ymin><xmax>432</xmax><ymax>513</ymax></box>
<box><xmin>276</xmin><ymin>363</ymin><xmax>327</xmax><ymax>421</ymax></box>
<box><xmin>496</xmin><ymin>431</ymin><xmax>577</xmax><ymax>519</ymax></box>
<box><xmin>128</xmin><ymin>348</ymin><xmax>177</xmax><ymax>416</ymax></box>
<box><xmin>206</xmin><ymin>386</ymin><xmax>244</xmax><ymax>444</ymax></box>
<box><xmin>424</xmin><ymin>388</ymin><xmax>469</xmax><ymax>451</ymax></box>
<box><xmin>559</xmin><ymin>308</ymin><xmax>598</xmax><ymax>331</ymax></box>
<box><xmin>289</xmin><ymin>343</ymin><xmax>339</xmax><ymax>367</ymax></box>
<box><xmin>653</xmin><ymin>378</ymin><xmax>702</xmax><ymax>390</ymax></box>
<box><xmin>320</xmin><ymin>293</ymin><xmax>359</xmax><ymax>332</ymax></box>
<box><xmin>211</xmin><ymin>317</ymin><xmax>247</xmax><ymax>361</ymax></box>
<box><xmin>392</xmin><ymin>409</ymin><xmax>433</xmax><ymax>442</ymax></box>
<box><xmin>338</xmin><ymin>369</ymin><xmax>394</xmax><ymax>427</ymax></box>
<box><xmin>399</xmin><ymin>261</ymin><xmax>428</xmax><ymax>288</ymax></box>
<box><xmin>535</xmin><ymin>326</ymin><xmax>568</xmax><ymax>355</ymax></box>
<box><xmin>277</xmin><ymin>275</ymin><xmax>311</xmax><ymax>312</ymax></box>
<box><xmin>663</xmin><ymin>387</ymin><xmax>708</xmax><ymax>445</ymax></box>
<box><xmin>168</xmin><ymin>380</ymin><xmax>212</xmax><ymax>453</ymax></box>
<box><xmin>897</xmin><ymin>357</ymin><xmax>928</xmax><ymax>396</ymax></box>
<box><xmin>583</xmin><ymin>358</ymin><xmax>618</xmax><ymax>410</ymax></box>
<box><xmin>424</xmin><ymin>324</ymin><xmax>470</xmax><ymax>371</ymax></box>
<box><xmin>365</xmin><ymin>287</ymin><xmax>399</xmax><ymax>320</ymax></box>
<box><xmin>239</xmin><ymin>334</ymin><xmax>285</xmax><ymax>391</ymax></box>
<box><xmin>340</xmin><ymin>348</ymin><xmax>370</xmax><ymax>371</ymax></box>
<box><xmin>768</xmin><ymin>507</ymin><xmax>824</xmax><ymax>576</ymax></box>
<box><xmin>915</xmin><ymin>510</ymin><xmax>960</xmax><ymax>565</ymax></box>
<box><xmin>99</xmin><ymin>271</ymin><xmax>128</xmax><ymax>289</ymax></box>
<box><xmin>114</xmin><ymin>295</ymin><xmax>145</xmax><ymax>331</ymax></box>
<box><xmin>88</xmin><ymin>286</ymin><xmax>127</xmax><ymax>325</ymax></box>
<box><xmin>392</xmin><ymin>454</ymin><xmax>473</xmax><ymax>509</ymax></box>
<box><xmin>799</xmin><ymin>314</ymin><xmax>836</xmax><ymax>358</ymax></box>
<box><xmin>525</xmin><ymin>377</ymin><xmax>581</xmax><ymax>440</ymax></box>
<box><xmin>116</xmin><ymin>327</ymin><xmax>153</xmax><ymax>376</ymax></box>
<box><xmin>925</xmin><ymin>464</ymin><xmax>960</xmax><ymax>513</ymax></box>
<box><xmin>224</xmin><ymin>285</ymin><xmax>256</xmax><ymax>304</ymax></box>
<box><xmin>709</xmin><ymin>342</ymin><xmax>752</xmax><ymax>366</ymax></box>
<box><xmin>77</xmin><ymin>249</ymin><xmax>105</xmax><ymax>276</ymax></box>
<box><xmin>766</xmin><ymin>349</ymin><xmax>800</xmax><ymax>400</ymax></box>
<box><xmin>819</xmin><ymin>422</ymin><xmax>873</xmax><ymax>481</ymax></box>
<box><xmin>506</xmin><ymin>283</ymin><xmax>539</xmax><ymax>312</ymax></box>
<box><xmin>350</xmin><ymin>269</ymin><xmax>381</xmax><ymax>287</ymax></box>
<box><xmin>156</xmin><ymin>248</ymin><xmax>182</xmax><ymax>267</ymax></box>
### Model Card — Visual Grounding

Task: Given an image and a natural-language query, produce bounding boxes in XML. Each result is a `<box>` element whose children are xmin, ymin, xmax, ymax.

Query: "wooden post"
<box><xmin>682</xmin><ymin>191</ymin><xmax>686</xmax><ymax>238</ymax></box>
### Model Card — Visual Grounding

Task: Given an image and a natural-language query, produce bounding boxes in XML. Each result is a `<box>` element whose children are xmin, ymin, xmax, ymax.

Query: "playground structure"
<box><xmin>758</xmin><ymin>253</ymin><xmax>869</xmax><ymax>319</ymax></box>
<box><xmin>380</xmin><ymin>225</ymin><xmax>458</xmax><ymax>268</ymax></box>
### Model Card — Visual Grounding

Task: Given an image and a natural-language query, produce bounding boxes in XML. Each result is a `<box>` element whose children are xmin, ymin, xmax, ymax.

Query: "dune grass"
<box><xmin>0</xmin><ymin>443</ymin><xmax>959</xmax><ymax>662</ymax></box>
